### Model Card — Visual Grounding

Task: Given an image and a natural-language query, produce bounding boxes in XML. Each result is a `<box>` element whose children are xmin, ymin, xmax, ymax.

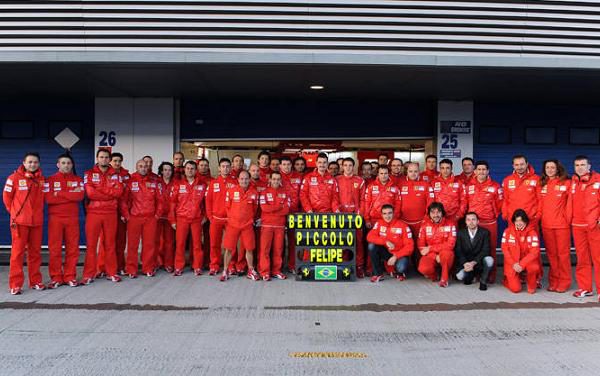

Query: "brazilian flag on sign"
<box><xmin>315</xmin><ymin>266</ymin><xmax>337</xmax><ymax>281</ymax></box>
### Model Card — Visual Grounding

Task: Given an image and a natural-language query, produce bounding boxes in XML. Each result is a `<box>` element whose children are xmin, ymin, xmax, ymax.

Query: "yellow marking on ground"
<box><xmin>289</xmin><ymin>352</ymin><xmax>367</xmax><ymax>359</ymax></box>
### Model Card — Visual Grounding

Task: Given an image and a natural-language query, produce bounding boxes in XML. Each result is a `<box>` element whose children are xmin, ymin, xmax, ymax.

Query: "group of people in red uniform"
<box><xmin>3</xmin><ymin>150</ymin><xmax>600</xmax><ymax>302</ymax></box>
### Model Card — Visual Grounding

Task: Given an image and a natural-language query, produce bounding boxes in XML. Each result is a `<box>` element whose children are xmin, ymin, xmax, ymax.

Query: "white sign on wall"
<box><xmin>95</xmin><ymin>98</ymin><xmax>175</xmax><ymax>172</ymax></box>
<box><xmin>437</xmin><ymin>101</ymin><xmax>474</xmax><ymax>175</ymax></box>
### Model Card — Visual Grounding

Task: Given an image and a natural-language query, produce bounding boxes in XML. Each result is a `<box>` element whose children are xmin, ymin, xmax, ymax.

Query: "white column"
<box><xmin>437</xmin><ymin>101</ymin><xmax>474</xmax><ymax>175</ymax></box>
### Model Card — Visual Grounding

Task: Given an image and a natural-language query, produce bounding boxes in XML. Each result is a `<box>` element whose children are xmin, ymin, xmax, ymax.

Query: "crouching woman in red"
<box><xmin>501</xmin><ymin>209</ymin><xmax>542</xmax><ymax>294</ymax></box>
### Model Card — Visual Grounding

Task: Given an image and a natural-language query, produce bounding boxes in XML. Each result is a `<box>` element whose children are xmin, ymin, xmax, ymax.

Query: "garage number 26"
<box><xmin>98</xmin><ymin>131</ymin><xmax>117</xmax><ymax>147</ymax></box>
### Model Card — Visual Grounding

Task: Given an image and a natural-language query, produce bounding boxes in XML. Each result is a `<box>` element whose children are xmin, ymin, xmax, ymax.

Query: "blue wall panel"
<box><xmin>474</xmin><ymin>102</ymin><xmax>600</xmax><ymax>247</ymax></box>
<box><xmin>0</xmin><ymin>98</ymin><xmax>95</xmax><ymax>245</ymax></box>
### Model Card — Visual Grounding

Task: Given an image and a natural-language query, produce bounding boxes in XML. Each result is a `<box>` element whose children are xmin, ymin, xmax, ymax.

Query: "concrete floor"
<box><xmin>0</xmin><ymin>266</ymin><xmax>599</xmax><ymax>376</ymax></box>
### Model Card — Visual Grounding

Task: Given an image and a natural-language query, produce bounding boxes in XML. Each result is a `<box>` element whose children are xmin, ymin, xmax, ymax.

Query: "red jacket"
<box><xmin>457</xmin><ymin>172</ymin><xmax>476</xmax><ymax>187</ymax></box>
<box><xmin>226</xmin><ymin>186</ymin><xmax>259</xmax><ymax>228</ymax></box>
<box><xmin>417</xmin><ymin>217</ymin><xmax>457</xmax><ymax>254</ymax></box>
<box><xmin>466</xmin><ymin>177</ymin><xmax>503</xmax><ymax>223</ymax></box>
<box><xmin>230</xmin><ymin>168</ymin><xmax>243</xmax><ymax>179</ymax></box>
<box><xmin>281</xmin><ymin>170</ymin><xmax>302</xmax><ymax>212</ymax></box>
<box><xmin>420</xmin><ymin>169</ymin><xmax>439</xmax><ymax>183</ymax></box>
<box><xmin>336</xmin><ymin>174</ymin><xmax>365</xmax><ymax>215</ymax></box>
<box><xmin>502</xmin><ymin>166</ymin><xmax>540</xmax><ymax>222</ymax></box>
<box><xmin>84</xmin><ymin>165</ymin><xmax>123</xmax><ymax>215</ymax></box>
<box><xmin>571</xmin><ymin>172</ymin><xmax>600</xmax><ymax>228</ymax></box>
<box><xmin>205</xmin><ymin>175</ymin><xmax>238</xmax><ymax>222</ymax></box>
<box><xmin>501</xmin><ymin>224</ymin><xmax>540</xmax><ymax>270</ymax></box>
<box><xmin>174</xmin><ymin>166</ymin><xmax>184</xmax><ymax>181</ymax></box>
<box><xmin>116</xmin><ymin>168</ymin><xmax>130</xmax><ymax>182</ymax></box>
<box><xmin>45</xmin><ymin>171</ymin><xmax>84</xmax><ymax>218</ymax></box>
<box><xmin>398</xmin><ymin>177</ymin><xmax>434</xmax><ymax>224</ymax></box>
<box><xmin>390</xmin><ymin>173</ymin><xmax>403</xmax><ymax>187</ymax></box>
<box><xmin>364</xmin><ymin>179</ymin><xmax>401</xmax><ymax>223</ymax></box>
<box><xmin>169</xmin><ymin>176</ymin><xmax>207</xmax><ymax>224</ymax></box>
<box><xmin>120</xmin><ymin>172</ymin><xmax>163</xmax><ymax>220</ymax></box>
<box><xmin>158</xmin><ymin>177</ymin><xmax>174</xmax><ymax>220</ymax></box>
<box><xmin>300</xmin><ymin>170</ymin><xmax>340</xmax><ymax>213</ymax></box>
<box><xmin>259</xmin><ymin>166</ymin><xmax>271</xmax><ymax>182</ymax></box>
<box><xmin>259</xmin><ymin>186</ymin><xmax>290</xmax><ymax>227</ymax></box>
<box><xmin>539</xmin><ymin>177</ymin><xmax>572</xmax><ymax>229</ymax></box>
<box><xmin>366</xmin><ymin>218</ymin><xmax>414</xmax><ymax>258</ymax></box>
<box><xmin>196</xmin><ymin>171</ymin><xmax>212</xmax><ymax>187</ymax></box>
<box><xmin>431</xmin><ymin>175</ymin><xmax>467</xmax><ymax>221</ymax></box>
<box><xmin>3</xmin><ymin>166</ymin><xmax>45</xmax><ymax>226</ymax></box>
<box><xmin>251</xmin><ymin>178</ymin><xmax>269</xmax><ymax>194</ymax></box>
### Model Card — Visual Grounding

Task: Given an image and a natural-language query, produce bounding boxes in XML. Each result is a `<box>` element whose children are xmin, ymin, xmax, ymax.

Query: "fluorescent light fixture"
<box><xmin>310</xmin><ymin>85</ymin><xmax>324</xmax><ymax>90</ymax></box>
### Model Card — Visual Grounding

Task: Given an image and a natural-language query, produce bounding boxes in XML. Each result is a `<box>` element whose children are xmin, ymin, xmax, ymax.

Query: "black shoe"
<box><xmin>479</xmin><ymin>282</ymin><xmax>488</xmax><ymax>291</ymax></box>
<box><xmin>463</xmin><ymin>276</ymin><xmax>474</xmax><ymax>285</ymax></box>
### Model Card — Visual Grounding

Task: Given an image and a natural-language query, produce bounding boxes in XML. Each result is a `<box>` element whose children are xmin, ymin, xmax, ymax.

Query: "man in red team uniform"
<box><xmin>221</xmin><ymin>170</ymin><xmax>259</xmax><ymax>281</ymax></box>
<box><xmin>257</xmin><ymin>150</ymin><xmax>272</xmax><ymax>181</ymax></box>
<box><xmin>231</xmin><ymin>154</ymin><xmax>245</xmax><ymax>179</ymax></box>
<box><xmin>398</xmin><ymin>162</ymin><xmax>434</xmax><ymax>243</ymax></box>
<box><xmin>431</xmin><ymin>159</ymin><xmax>467</xmax><ymax>223</ymax></box>
<box><xmin>465</xmin><ymin>161</ymin><xmax>503</xmax><ymax>283</ymax></box>
<box><xmin>421</xmin><ymin>154</ymin><xmax>439</xmax><ymax>183</ymax></box>
<box><xmin>360</xmin><ymin>161</ymin><xmax>375</xmax><ymax>187</ymax></box>
<box><xmin>82</xmin><ymin>149</ymin><xmax>124</xmax><ymax>285</ymax></box>
<box><xmin>156</xmin><ymin>162</ymin><xmax>175</xmax><ymax>272</ymax></box>
<box><xmin>3</xmin><ymin>152</ymin><xmax>46</xmax><ymax>295</ymax></box>
<box><xmin>571</xmin><ymin>155</ymin><xmax>600</xmax><ymax>300</ymax></box>
<box><xmin>502</xmin><ymin>155</ymin><xmax>540</xmax><ymax>225</ymax></box>
<box><xmin>337</xmin><ymin>157</ymin><xmax>367</xmax><ymax>277</ymax></box>
<box><xmin>121</xmin><ymin>159</ymin><xmax>163</xmax><ymax>278</ymax></box>
<box><xmin>300</xmin><ymin>153</ymin><xmax>340</xmax><ymax>213</ymax></box>
<box><xmin>258</xmin><ymin>171</ymin><xmax>291</xmax><ymax>281</ymax></box>
<box><xmin>367</xmin><ymin>204</ymin><xmax>413</xmax><ymax>283</ymax></box>
<box><xmin>169</xmin><ymin>160</ymin><xmax>208</xmax><ymax>276</ymax></box>
<box><xmin>389</xmin><ymin>158</ymin><xmax>403</xmax><ymax>187</ymax></box>
<box><xmin>45</xmin><ymin>154</ymin><xmax>84</xmax><ymax>288</ymax></box>
<box><xmin>279</xmin><ymin>156</ymin><xmax>302</xmax><ymax>273</ymax></box>
<box><xmin>205</xmin><ymin>158</ymin><xmax>238</xmax><ymax>274</ymax></box>
<box><xmin>457</xmin><ymin>157</ymin><xmax>476</xmax><ymax>186</ymax></box>
<box><xmin>97</xmin><ymin>152</ymin><xmax>129</xmax><ymax>277</ymax></box>
<box><xmin>417</xmin><ymin>202</ymin><xmax>457</xmax><ymax>288</ymax></box>
<box><xmin>173</xmin><ymin>151</ymin><xmax>185</xmax><ymax>180</ymax></box>
<box><xmin>143</xmin><ymin>155</ymin><xmax>160</xmax><ymax>182</ymax></box>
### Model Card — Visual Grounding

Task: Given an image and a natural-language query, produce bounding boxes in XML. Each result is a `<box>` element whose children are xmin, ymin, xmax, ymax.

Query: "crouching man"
<box><xmin>454</xmin><ymin>212</ymin><xmax>494</xmax><ymax>291</ymax></box>
<box><xmin>366</xmin><ymin>204</ymin><xmax>414</xmax><ymax>283</ymax></box>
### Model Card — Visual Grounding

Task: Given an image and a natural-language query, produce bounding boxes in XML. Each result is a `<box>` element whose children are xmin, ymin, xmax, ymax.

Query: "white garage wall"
<box><xmin>95</xmin><ymin>98</ymin><xmax>175</xmax><ymax>172</ymax></box>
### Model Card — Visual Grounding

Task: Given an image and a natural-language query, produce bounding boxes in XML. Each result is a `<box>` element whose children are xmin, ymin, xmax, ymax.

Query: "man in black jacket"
<box><xmin>455</xmin><ymin>212</ymin><xmax>494</xmax><ymax>291</ymax></box>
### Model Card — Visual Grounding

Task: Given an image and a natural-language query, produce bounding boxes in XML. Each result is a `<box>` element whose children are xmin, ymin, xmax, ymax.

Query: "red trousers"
<box><xmin>224</xmin><ymin>225</ymin><xmax>255</xmax><ymax>272</ymax></box>
<box><xmin>175</xmin><ymin>219</ymin><xmax>204</xmax><ymax>271</ymax></box>
<box><xmin>156</xmin><ymin>219</ymin><xmax>175</xmax><ymax>269</ymax></box>
<box><xmin>418</xmin><ymin>251</ymin><xmax>454</xmax><ymax>281</ymax></box>
<box><xmin>259</xmin><ymin>226</ymin><xmax>285</xmax><ymax>276</ymax></box>
<box><xmin>209</xmin><ymin>219</ymin><xmax>227</xmax><ymax>271</ymax></box>
<box><xmin>504</xmin><ymin>262</ymin><xmax>540</xmax><ymax>293</ymax></box>
<box><xmin>543</xmin><ymin>227</ymin><xmax>572</xmax><ymax>291</ymax></box>
<box><xmin>126</xmin><ymin>216</ymin><xmax>157</xmax><ymax>275</ymax></box>
<box><xmin>48</xmin><ymin>216</ymin><xmax>80</xmax><ymax>283</ymax></box>
<box><xmin>84</xmin><ymin>212</ymin><xmax>118</xmax><ymax>279</ymax></box>
<box><xmin>479</xmin><ymin>221</ymin><xmax>498</xmax><ymax>283</ymax></box>
<box><xmin>9</xmin><ymin>225</ymin><xmax>43</xmax><ymax>289</ymax></box>
<box><xmin>98</xmin><ymin>217</ymin><xmax>127</xmax><ymax>274</ymax></box>
<box><xmin>573</xmin><ymin>226</ymin><xmax>600</xmax><ymax>292</ymax></box>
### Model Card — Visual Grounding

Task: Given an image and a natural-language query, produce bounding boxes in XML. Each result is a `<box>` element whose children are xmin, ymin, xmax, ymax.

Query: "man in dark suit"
<box><xmin>455</xmin><ymin>212</ymin><xmax>494</xmax><ymax>291</ymax></box>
